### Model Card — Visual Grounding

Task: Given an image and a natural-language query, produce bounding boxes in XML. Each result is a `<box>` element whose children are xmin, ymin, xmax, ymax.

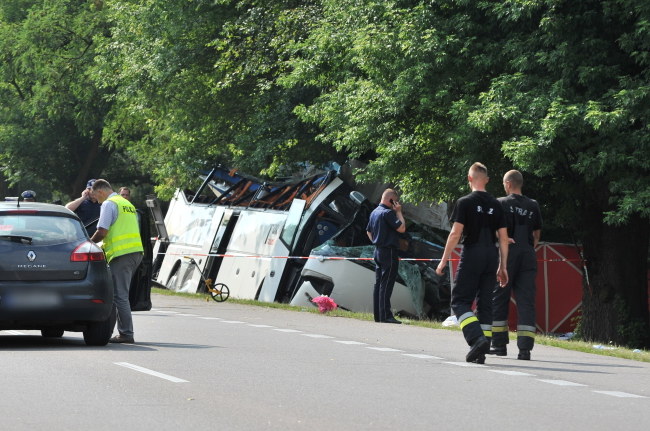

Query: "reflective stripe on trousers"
<box><xmin>517</xmin><ymin>324</ymin><xmax>536</xmax><ymax>350</ymax></box>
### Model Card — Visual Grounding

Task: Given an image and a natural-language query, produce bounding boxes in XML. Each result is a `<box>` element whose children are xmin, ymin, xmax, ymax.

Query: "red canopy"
<box><xmin>450</xmin><ymin>243</ymin><xmax>584</xmax><ymax>334</ymax></box>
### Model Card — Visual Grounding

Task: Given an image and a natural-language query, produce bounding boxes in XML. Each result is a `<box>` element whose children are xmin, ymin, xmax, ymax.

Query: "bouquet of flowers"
<box><xmin>311</xmin><ymin>295</ymin><xmax>338</xmax><ymax>313</ymax></box>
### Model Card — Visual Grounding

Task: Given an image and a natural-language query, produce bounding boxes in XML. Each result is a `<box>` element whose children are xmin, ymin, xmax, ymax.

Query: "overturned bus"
<box><xmin>148</xmin><ymin>167</ymin><xmax>451</xmax><ymax>320</ymax></box>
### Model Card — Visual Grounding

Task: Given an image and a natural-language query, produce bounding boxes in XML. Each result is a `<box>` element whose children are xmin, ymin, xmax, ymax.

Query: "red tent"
<box><xmin>522</xmin><ymin>243</ymin><xmax>583</xmax><ymax>333</ymax></box>
<box><xmin>450</xmin><ymin>243</ymin><xmax>584</xmax><ymax>334</ymax></box>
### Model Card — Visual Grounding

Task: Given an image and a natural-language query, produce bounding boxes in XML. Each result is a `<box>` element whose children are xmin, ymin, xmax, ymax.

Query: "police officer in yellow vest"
<box><xmin>90</xmin><ymin>179</ymin><xmax>143</xmax><ymax>344</ymax></box>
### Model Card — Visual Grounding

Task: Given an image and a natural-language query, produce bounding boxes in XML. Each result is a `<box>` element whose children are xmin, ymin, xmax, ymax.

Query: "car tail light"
<box><xmin>5</xmin><ymin>210</ymin><xmax>39</xmax><ymax>214</ymax></box>
<box><xmin>71</xmin><ymin>241</ymin><xmax>106</xmax><ymax>262</ymax></box>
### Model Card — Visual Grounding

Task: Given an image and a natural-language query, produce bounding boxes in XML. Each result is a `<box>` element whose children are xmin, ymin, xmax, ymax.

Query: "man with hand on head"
<box><xmin>90</xmin><ymin>179</ymin><xmax>143</xmax><ymax>344</ymax></box>
<box><xmin>66</xmin><ymin>179</ymin><xmax>101</xmax><ymax>236</ymax></box>
<box><xmin>436</xmin><ymin>162</ymin><xmax>509</xmax><ymax>364</ymax></box>
<box><xmin>366</xmin><ymin>188</ymin><xmax>406</xmax><ymax>324</ymax></box>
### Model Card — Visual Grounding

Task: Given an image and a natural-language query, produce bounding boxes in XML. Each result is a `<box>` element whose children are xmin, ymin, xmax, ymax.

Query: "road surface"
<box><xmin>1</xmin><ymin>293</ymin><xmax>648</xmax><ymax>430</ymax></box>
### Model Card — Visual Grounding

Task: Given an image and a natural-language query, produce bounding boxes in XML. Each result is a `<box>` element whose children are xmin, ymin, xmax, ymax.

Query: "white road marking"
<box><xmin>2</xmin><ymin>330</ymin><xmax>25</xmax><ymax>335</ymax></box>
<box><xmin>114</xmin><ymin>362</ymin><xmax>188</xmax><ymax>383</ymax></box>
<box><xmin>138</xmin><ymin>312</ymin><xmax>646</xmax><ymax>401</ymax></box>
<box><xmin>444</xmin><ymin>361</ymin><xmax>486</xmax><ymax>367</ymax></box>
<box><xmin>593</xmin><ymin>391</ymin><xmax>647</xmax><ymax>398</ymax></box>
<box><xmin>402</xmin><ymin>354</ymin><xmax>444</xmax><ymax>360</ymax></box>
<box><xmin>537</xmin><ymin>379</ymin><xmax>586</xmax><ymax>387</ymax></box>
<box><xmin>490</xmin><ymin>370</ymin><xmax>535</xmax><ymax>376</ymax></box>
<box><xmin>366</xmin><ymin>347</ymin><xmax>404</xmax><ymax>352</ymax></box>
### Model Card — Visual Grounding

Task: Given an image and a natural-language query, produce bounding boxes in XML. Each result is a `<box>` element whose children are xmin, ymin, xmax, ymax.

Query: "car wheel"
<box><xmin>83</xmin><ymin>307</ymin><xmax>116</xmax><ymax>346</ymax></box>
<box><xmin>41</xmin><ymin>329</ymin><xmax>64</xmax><ymax>338</ymax></box>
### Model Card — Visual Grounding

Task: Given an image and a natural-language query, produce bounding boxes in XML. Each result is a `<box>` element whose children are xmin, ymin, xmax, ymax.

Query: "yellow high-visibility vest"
<box><xmin>102</xmin><ymin>195</ymin><xmax>143</xmax><ymax>263</ymax></box>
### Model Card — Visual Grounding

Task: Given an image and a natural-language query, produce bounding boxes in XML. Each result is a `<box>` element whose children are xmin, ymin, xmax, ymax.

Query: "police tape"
<box><xmin>158</xmin><ymin>252</ymin><xmax>583</xmax><ymax>263</ymax></box>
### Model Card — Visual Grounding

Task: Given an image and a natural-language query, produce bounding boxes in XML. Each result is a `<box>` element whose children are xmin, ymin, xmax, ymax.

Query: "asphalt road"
<box><xmin>1</xmin><ymin>293</ymin><xmax>649</xmax><ymax>430</ymax></box>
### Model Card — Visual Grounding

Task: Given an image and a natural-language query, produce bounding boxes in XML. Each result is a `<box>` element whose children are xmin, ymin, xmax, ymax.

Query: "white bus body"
<box><xmin>150</xmin><ymin>168</ymin><xmax>451</xmax><ymax>319</ymax></box>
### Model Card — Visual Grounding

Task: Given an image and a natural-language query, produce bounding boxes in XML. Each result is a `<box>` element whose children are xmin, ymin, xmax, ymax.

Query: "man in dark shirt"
<box><xmin>436</xmin><ymin>162</ymin><xmax>509</xmax><ymax>363</ymax></box>
<box><xmin>65</xmin><ymin>178</ymin><xmax>102</xmax><ymax>236</ymax></box>
<box><xmin>490</xmin><ymin>170</ymin><xmax>542</xmax><ymax>360</ymax></box>
<box><xmin>366</xmin><ymin>189</ymin><xmax>406</xmax><ymax>324</ymax></box>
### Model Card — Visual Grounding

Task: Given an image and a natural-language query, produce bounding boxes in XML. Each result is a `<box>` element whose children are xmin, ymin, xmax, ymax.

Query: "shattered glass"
<box><xmin>311</xmin><ymin>240</ymin><xmax>426</xmax><ymax>317</ymax></box>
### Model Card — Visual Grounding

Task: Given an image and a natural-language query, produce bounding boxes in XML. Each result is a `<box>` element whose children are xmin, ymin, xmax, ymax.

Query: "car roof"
<box><xmin>0</xmin><ymin>201</ymin><xmax>77</xmax><ymax>216</ymax></box>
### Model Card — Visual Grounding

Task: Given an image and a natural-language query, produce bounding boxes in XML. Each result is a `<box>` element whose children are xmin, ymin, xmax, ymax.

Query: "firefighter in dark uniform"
<box><xmin>436</xmin><ymin>162</ymin><xmax>509</xmax><ymax>363</ymax></box>
<box><xmin>489</xmin><ymin>170</ymin><xmax>542</xmax><ymax>360</ymax></box>
<box><xmin>366</xmin><ymin>189</ymin><xmax>406</xmax><ymax>324</ymax></box>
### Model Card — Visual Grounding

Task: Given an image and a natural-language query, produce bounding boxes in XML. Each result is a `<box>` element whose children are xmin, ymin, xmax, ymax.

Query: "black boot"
<box><xmin>488</xmin><ymin>345</ymin><xmax>507</xmax><ymax>356</ymax></box>
<box><xmin>518</xmin><ymin>349</ymin><xmax>531</xmax><ymax>360</ymax></box>
<box><xmin>466</xmin><ymin>337</ymin><xmax>489</xmax><ymax>363</ymax></box>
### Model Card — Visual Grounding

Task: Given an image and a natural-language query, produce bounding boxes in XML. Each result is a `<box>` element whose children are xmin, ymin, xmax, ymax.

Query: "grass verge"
<box><xmin>151</xmin><ymin>287</ymin><xmax>650</xmax><ymax>363</ymax></box>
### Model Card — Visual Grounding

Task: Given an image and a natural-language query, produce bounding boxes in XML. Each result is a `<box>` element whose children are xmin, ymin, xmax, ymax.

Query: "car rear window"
<box><xmin>0</xmin><ymin>214</ymin><xmax>86</xmax><ymax>245</ymax></box>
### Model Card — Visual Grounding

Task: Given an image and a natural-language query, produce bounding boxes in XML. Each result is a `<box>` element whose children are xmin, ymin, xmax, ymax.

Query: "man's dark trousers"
<box><xmin>492</xmin><ymin>242</ymin><xmax>537</xmax><ymax>350</ymax></box>
<box><xmin>452</xmin><ymin>243</ymin><xmax>498</xmax><ymax>345</ymax></box>
<box><xmin>373</xmin><ymin>247</ymin><xmax>399</xmax><ymax>322</ymax></box>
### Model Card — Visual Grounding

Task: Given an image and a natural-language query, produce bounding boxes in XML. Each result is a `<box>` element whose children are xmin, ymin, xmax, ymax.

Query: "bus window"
<box><xmin>280</xmin><ymin>199</ymin><xmax>306</xmax><ymax>248</ymax></box>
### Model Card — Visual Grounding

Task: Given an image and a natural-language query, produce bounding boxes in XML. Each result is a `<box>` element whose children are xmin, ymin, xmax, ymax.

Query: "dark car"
<box><xmin>0</xmin><ymin>202</ymin><xmax>115</xmax><ymax>345</ymax></box>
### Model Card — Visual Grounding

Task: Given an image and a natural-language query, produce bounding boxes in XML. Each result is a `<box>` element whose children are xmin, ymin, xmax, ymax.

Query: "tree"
<box><xmin>283</xmin><ymin>0</ymin><xmax>515</xmax><ymax>200</ymax></box>
<box><xmin>284</xmin><ymin>0</ymin><xmax>650</xmax><ymax>346</ymax></box>
<box><xmin>94</xmin><ymin>0</ymin><xmax>337</xmax><ymax>198</ymax></box>
<box><xmin>0</xmin><ymin>0</ymin><xmax>116</xmax><ymax>199</ymax></box>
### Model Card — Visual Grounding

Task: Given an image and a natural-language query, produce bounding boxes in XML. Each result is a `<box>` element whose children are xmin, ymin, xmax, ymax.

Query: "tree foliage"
<box><xmin>284</xmin><ymin>0</ymin><xmax>489</xmax><ymax>202</ymax></box>
<box><xmin>468</xmin><ymin>0</ymin><xmax>650</xmax><ymax>226</ymax></box>
<box><xmin>92</xmin><ymin>0</ymin><xmax>337</xmax><ymax>197</ymax></box>
<box><xmin>0</xmin><ymin>0</ymin><xmax>117</xmax><ymax>198</ymax></box>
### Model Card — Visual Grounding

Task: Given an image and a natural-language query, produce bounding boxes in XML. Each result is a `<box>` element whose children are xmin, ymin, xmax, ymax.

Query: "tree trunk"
<box><xmin>0</xmin><ymin>174</ymin><xmax>8</xmax><ymax>198</ymax></box>
<box><xmin>69</xmin><ymin>131</ymin><xmax>112</xmax><ymax>197</ymax></box>
<box><xmin>580</xmin><ymin>209</ymin><xmax>650</xmax><ymax>348</ymax></box>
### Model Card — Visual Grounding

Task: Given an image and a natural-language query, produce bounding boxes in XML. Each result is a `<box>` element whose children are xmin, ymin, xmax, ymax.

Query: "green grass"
<box><xmin>151</xmin><ymin>287</ymin><xmax>650</xmax><ymax>363</ymax></box>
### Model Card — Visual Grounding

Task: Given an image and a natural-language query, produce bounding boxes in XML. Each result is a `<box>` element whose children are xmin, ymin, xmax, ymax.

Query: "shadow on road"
<box><xmin>483</xmin><ymin>357</ymin><xmax>644</xmax><ymax>375</ymax></box>
<box><xmin>0</xmin><ymin>335</ymin><xmax>220</xmax><ymax>352</ymax></box>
